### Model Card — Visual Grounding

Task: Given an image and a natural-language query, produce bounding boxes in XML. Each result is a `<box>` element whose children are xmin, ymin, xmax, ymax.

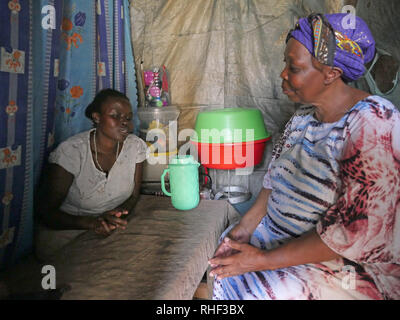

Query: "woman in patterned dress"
<box><xmin>209</xmin><ymin>13</ymin><xmax>400</xmax><ymax>300</ymax></box>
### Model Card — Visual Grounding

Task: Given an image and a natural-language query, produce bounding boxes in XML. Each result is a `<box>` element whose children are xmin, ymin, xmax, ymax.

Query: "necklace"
<box><xmin>93</xmin><ymin>129</ymin><xmax>120</xmax><ymax>173</ymax></box>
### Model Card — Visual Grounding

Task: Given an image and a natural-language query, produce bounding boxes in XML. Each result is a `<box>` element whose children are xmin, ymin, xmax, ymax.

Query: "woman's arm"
<box><xmin>210</xmin><ymin>188</ymin><xmax>271</xmax><ymax>263</ymax></box>
<box><xmin>116</xmin><ymin>162</ymin><xmax>143</xmax><ymax>216</ymax></box>
<box><xmin>264</xmin><ymin>228</ymin><xmax>340</xmax><ymax>269</ymax></box>
<box><xmin>209</xmin><ymin>188</ymin><xmax>340</xmax><ymax>277</ymax></box>
<box><xmin>98</xmin><ymin>162</ymin><xmax>143</xmax><ymax>228</ymax></box>
<box><xmin>238</xmin><ymin>188</ymin><xmax>271</xmax><ymax>234</ymax></box>
<box><xmin>39</xmin><ymin>164</ymin><xmax>98</xmax><ymax>230</ymax></box>
<box><xmin>209</xmin><ymin>228</ymin><xmax>340</xmax><ymax>279</ymax></box>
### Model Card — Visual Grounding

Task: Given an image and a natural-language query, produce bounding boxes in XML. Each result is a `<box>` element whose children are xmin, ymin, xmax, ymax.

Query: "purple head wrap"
<box><xmin>288</xmin><ymin>13</ymin><xmax>376</xmax><ymax>81</ymax></box>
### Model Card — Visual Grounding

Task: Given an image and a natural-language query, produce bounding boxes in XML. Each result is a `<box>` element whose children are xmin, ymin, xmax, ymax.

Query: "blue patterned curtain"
<box><xmin>0</xmin><ymin>0</ymin><xmax>138</xmax><ymax>269</ymax></box>
<box><xmin>54</xmin><ymin>0</ymin><xmax>138</xmax><ymax>143</ymax></box>
<box><xmin>0</xmin><ymin>0</ymin><xmax>34</xmax><ymax>270</ymax></box>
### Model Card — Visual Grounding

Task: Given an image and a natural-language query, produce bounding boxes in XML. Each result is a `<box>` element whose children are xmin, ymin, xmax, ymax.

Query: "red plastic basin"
<box><xmin>190</xmin><ymin>138</ymin><xmax>270</xmax><ymax>169</ymax></box>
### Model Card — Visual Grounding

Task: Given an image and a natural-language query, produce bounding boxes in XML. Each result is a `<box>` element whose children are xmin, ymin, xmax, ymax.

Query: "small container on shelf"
<box><xmin>137</xmin><ymin>105</ymin><xmax>180</xmax><ymax>154</ymax></box>
<box><xmin>143</xmin><ymin>65</ymin><xmax>170</xmax><ymax>107</ymax></box>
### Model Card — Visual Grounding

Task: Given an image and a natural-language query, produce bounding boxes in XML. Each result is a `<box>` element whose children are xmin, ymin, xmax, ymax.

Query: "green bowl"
<box><xmin>192</xmin><ymin>108</ymin><xmax>270</xmax><ymax>143</ymax></box>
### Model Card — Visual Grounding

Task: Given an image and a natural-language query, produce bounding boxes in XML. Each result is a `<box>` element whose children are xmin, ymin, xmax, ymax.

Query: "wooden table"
<box><xmin>47</xmin><ymin>195</ymin><xmax>240</xmax><ymax>300</ymax></box>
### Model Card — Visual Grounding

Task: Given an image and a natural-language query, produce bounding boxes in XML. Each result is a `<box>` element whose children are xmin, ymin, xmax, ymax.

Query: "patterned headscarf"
<box><xmin>287</xmin><ymin>13</ymin><xmax>376</xmax><ymax>82</ymax></box>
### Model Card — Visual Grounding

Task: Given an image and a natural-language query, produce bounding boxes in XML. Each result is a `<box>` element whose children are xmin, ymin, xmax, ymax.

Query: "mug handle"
<box><xmin>161</xmin><ymin>169</ymin><xmax>172</xmax><ymax>197</ymax></box>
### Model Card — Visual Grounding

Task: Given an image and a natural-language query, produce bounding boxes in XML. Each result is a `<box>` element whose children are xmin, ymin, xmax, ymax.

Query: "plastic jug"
<box><xmin>161</xmin><ymin>155</ymin><xmax>200</xmax><ymax>210</ymax></box>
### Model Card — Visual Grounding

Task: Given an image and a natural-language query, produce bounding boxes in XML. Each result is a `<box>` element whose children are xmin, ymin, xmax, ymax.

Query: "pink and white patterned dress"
<box><xmin>213</xmin><ymin>96</ymin><xmax>400</xmax><ymax>300</ymax></box>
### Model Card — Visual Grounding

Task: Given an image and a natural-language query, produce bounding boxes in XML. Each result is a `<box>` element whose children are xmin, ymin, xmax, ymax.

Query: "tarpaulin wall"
<box><xmin>130</xmin><ymin>0</ymin><xmax>345</xmax><ymax>196</ymax></box>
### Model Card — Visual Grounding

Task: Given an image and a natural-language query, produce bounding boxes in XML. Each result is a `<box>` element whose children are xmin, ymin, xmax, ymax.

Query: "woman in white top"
<box><xmin>36</xmin><ymin>89</ymin><xmax>147</xmax><ymax>259</ymax></box>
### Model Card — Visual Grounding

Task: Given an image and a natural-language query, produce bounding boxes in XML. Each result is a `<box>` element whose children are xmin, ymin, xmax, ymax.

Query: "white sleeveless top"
<box><xmin>48</xmin><ymin>129</ymin><xmax>147</xmax><ymax>216</ymax></box>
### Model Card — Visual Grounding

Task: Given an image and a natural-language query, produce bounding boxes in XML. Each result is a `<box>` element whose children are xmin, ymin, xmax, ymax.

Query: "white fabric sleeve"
<box><xmin>262</xmin><ymin>164</ymin><xmax>273</xmax><ymax>189</ymax></box>
<box><xmin>48</xmin><ymin>140</ymin><xmax>81</xmax><ymax>177</ymax></box>
<box><xmin>135</xmin><ymin>137</ymin><xmax>148</xmax><ymax>163</ymax></box>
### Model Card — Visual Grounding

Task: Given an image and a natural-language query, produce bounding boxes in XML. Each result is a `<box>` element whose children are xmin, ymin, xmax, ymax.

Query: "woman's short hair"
<box><xmin>85</xmin><ymin>88</ymin><xmax>130</xmax><ymax>121</ymax></box>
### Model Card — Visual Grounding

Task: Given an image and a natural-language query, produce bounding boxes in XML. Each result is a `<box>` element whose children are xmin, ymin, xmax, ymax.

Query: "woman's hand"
<box><xmin>102</xmin><ymin>208</ymin><xmax>129</xmax><ymax>229</ymax></box>
<box><xmin>209</xmin><ymin>187</ymin><xmax>270</xmax><ymax>265</ymax></box>
<box><xmin>208</xmin><ymin>238</ymin><xmax>267</xmax><ymax>280</ymax></box>
<box><xmin>92</xmin><ymin>208</ymin><xmax>129</xmax><ymax>236</ymax></box>
<box><xmin>208</xmin><ymin>188</ymin><xmax>272</xmax><ymax>279</ymax></box>
<box><xmin>92</xmin><ymin>216</ymin><xmax>114</xmax><ymax>236</ymax></box>
<box><xmin>209</xmin><ymin>223</ymin><xmax>251</xmax><ymax>268</ymax></box>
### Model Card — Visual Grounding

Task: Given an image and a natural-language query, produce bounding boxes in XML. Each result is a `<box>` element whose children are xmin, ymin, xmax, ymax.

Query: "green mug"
<box><xmin>161</xmin><ymin>155</ymin><xmax>200</xmax><ymax>210</ymax></box>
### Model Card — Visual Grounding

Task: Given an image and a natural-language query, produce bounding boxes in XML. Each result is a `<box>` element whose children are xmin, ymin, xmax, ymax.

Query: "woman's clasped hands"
<box><xmin>208</xmin><ymin>224</ymin><xmax>267</xmax><ymax>280</ymax></box>
<box><xmin>92</xmin><ymin>208</ymin><xmax>129</xmax><ymax>236</ymax></box>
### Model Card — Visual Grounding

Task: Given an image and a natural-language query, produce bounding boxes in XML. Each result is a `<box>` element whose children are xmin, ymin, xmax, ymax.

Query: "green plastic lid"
<box><xmin>169</xmin><ymin>155</ymin><xmax>200</xmax><ymax>166</ymax></box>
<box><xmin>191</xmin><ymin>108</ymin><xmax>270</xmax><ymax>143</ymax></box>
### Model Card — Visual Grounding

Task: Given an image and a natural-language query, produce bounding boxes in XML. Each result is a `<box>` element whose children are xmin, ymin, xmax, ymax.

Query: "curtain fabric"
<box><xmin>0</xmin><ymin>0</ymin><xmax>34</xmax><ymax>270</ymax></box>
<box><xmin>55</xmin><ymin>0</ymin><xmax>138</xmax><ymax>143</ymax></box>
<box><xmin>0</xmin><ymin>0</ymin><xmax>137</xmax><ymax>269</ymax></box>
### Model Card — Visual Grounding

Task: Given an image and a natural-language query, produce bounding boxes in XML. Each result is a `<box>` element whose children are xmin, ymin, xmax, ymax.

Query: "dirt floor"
<box><xmin>0</xmin><ymin>253</ymin><xmax>68</xmax><ymax>300</ymax></box>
